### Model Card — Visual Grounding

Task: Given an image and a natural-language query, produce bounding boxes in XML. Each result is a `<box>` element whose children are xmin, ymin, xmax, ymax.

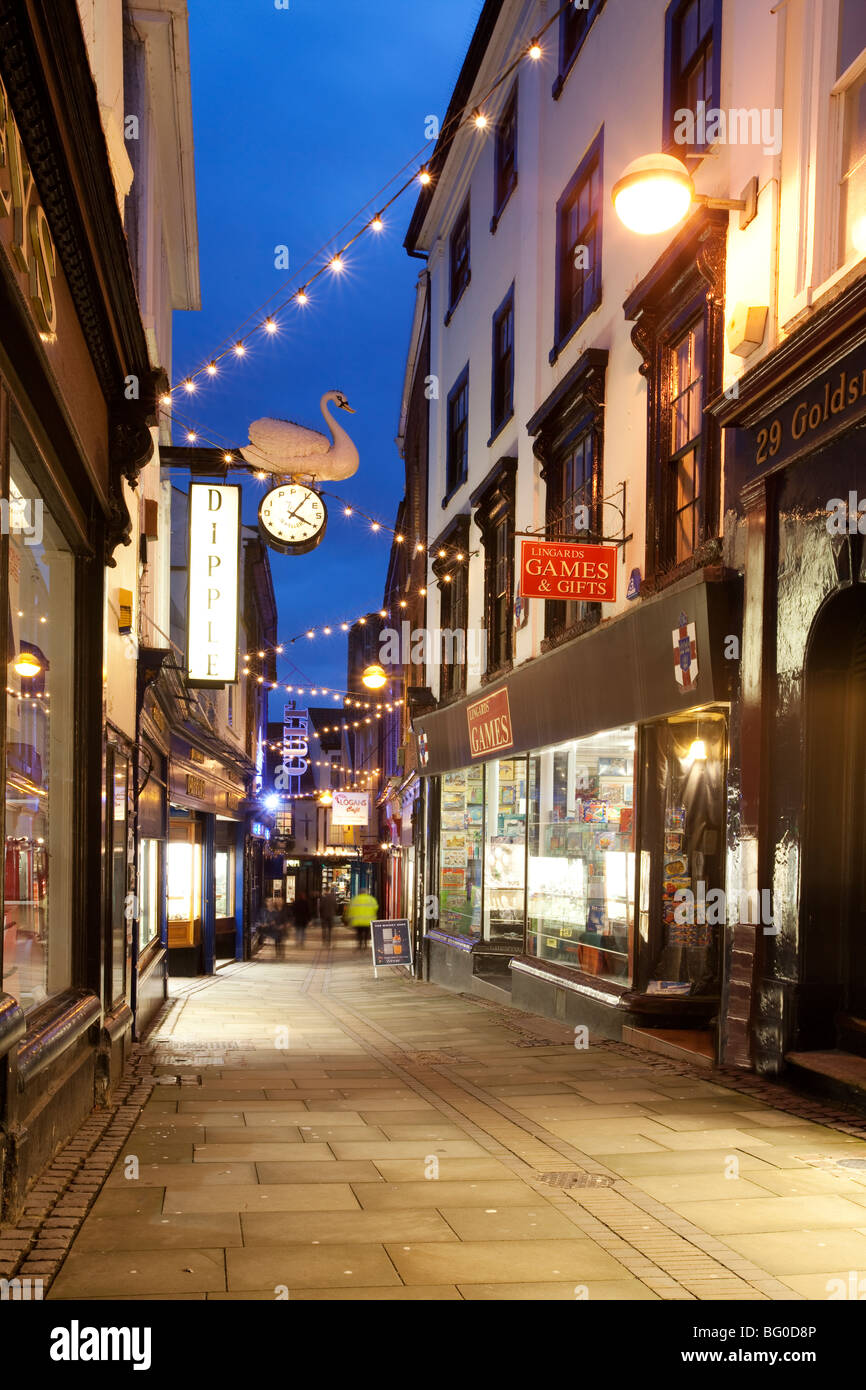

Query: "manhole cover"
<box><xmin>537</xmin><ymin>1172</ymin><xmax>615</xmax><ymax>1190</ymax></box>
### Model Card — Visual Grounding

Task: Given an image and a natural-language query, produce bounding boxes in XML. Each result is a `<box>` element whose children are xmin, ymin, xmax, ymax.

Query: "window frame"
<box><xmin>443</xmin><ymin>364</ymin><xmax>470</xmax><ymax>506</ymax></box>
<box><xmin>491</xmin><ymin>82</ymin><xmax>518</xmax><ymax>231</ymax></box>
<box><xmin>623</xmin><ymin>211</ymin><xmax>726</xmax><ymax>588</ymax></box>
<box><xmin>447</xmin><ymin>197</ymin><xmax>471</xmax><ymax>321</ymax></box>
<box><xmin>552</xmin><ymin>129</ymin><xmax>604</xmax><ymax>362</ymax></box>
<box><xmin>431</xmin><ymin>514</ymin><xmax>470</xmax><ymax>702</ymax></box>
<box><xmin>472</xmin><ymin>457</ymin><xmax>517</xmax><ymax>680</ymax></box>
<box><xmin>662</xmin><ymin>0</ymin><xmax>723</xmax><ymax>157</ymax></box>
<box><xmin>490</xmin><ymin>282</ymin><xmax>515</xmax><ymax>443</ymax></box>
<box><xmin>552</xmin><ymin>0</ymin><xmax>607</xmax><ymax>100</ymax></box>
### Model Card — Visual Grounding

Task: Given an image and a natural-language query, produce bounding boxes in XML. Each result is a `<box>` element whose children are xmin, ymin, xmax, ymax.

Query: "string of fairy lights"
<box><xmin>172</xmin><ymin>7</ymin><xmax>573</xmax><ymax>803</ymax></box>
<box><xmin>160</xmin><ymin>13</ymin><xmax>561</xmax><ymax>415</ymax></box>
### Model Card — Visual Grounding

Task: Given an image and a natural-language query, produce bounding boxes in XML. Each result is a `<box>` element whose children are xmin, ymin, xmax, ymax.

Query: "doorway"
<box><xmin>800</xmin><ymin>584</ymin><xmax>866</xmax><ymax>1052</ymax></box>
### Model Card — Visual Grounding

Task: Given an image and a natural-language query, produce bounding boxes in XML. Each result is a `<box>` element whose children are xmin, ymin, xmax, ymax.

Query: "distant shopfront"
<box><xmin>415</xmin><ymin>570</ymin><xmax>738</xmax><ymax>1054</ymax></box>
<box><xmin>167</xmin><ymin>736</ymin><xmax>255</xmax><ymax>974</ymax></box>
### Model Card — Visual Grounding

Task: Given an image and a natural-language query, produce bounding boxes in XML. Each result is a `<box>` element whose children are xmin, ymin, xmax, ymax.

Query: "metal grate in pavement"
<box><xmin>537</xmin><ymin>1171</ymin><xmax>616</xmax><ymax>1190</ymax></box>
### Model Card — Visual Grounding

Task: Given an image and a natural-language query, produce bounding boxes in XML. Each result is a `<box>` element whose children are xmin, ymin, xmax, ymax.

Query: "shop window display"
<box><xmin>215</xmin><ymin>847</ymin><xmax>234</xmax><ymax>918</ymax></box>
<box><xmin>2</xmin><ymin>442</ymin><xmax>75</xmax><ymax>1009</ymax></box>
<box><xmin>644</xmin><ymin>710</ymin><xmax>726</xmax><ymax>996</ymax></box>
<box><xmin>527</xmin><ymin>726</ymin><xmax>636</xmax><ymax>983</ymax></box>
<box><xmin>437</xmin><ymin>767</ymin><xmax>483</xmax><ymax>936</ymax></box>
<box><xmin>483</xmin><ymin>756</ymin><xmax>527</xmax><ymax>942</ymax></box>
<box><xmin>138</xmin><ymin>838</ymin><xmax>161</xmax><ymax>953</ymax></box>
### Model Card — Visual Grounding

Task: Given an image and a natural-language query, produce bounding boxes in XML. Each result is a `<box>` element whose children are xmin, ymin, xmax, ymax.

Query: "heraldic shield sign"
<box><xmin>673</xmin><ymin>610</ymin><xmax>698</xmax><ymax>689</ymax></box>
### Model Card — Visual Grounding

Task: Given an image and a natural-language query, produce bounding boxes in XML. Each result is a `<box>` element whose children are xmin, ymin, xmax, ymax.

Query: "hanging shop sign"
<box><xmin>370</xmin><ymin>918</ymin><xmax>412</xmax><ymax>972</ymax></box>
<box><xmin>673</xmin><ymin>611</ymin><xmax>699</xmax><ymax>690</ymax></box>
<box><xmin>467</xmin><ymin>687</ymin><xmax>513</xmax><ymax>758</ymax></box>
<box><xmin>520</xmin><ymin>540</ymin><xmax>617</xmax><ymax>602</ymax></box>
<box><xmin>331</xmin><ymin>790</ymin><xmax>370</xmax><ymax>826</ymax></box>
<box><xmin>187</xmin><ymin>484</ymin><xmax>241</xmax><ymax>685</ymax></box>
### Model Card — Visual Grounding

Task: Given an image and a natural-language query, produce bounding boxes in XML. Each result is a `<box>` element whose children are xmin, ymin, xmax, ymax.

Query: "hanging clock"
<box><xmin>258</xmin><ymin>483</ymin><xmax>328</xmax><ymax>556</ymax></box>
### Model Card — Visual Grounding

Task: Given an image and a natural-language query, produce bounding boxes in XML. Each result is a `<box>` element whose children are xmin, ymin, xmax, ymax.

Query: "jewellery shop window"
<box><xmin>2</xmin><ymin>438</ymin><xmax>75</xmax><ymax>1009</ymax></box>
<box><xmin>437</xmin><ymin>767</ymin><xmax>483</xmax><ymax>937</ymax></box>
<box><xmin>641</xmin><ymin>709</ymin><xmax>726</xmax><ymax>998</ymax></box>
<box><xmin>527</xmin><ymin>725</ymin><xmax>636</xmax><ymax>983</ymax></box>
<box><xmin>483</xmin><ymin>755</ymin><xmax>527</xmax><ymax>944</ymax></box>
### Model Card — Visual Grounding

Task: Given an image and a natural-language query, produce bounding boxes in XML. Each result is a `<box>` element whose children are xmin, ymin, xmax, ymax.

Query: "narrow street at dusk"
<box><xmin>5</xmin><ymin>0</ymin><xmax>866</xmax><ymax>1365</ymax></box>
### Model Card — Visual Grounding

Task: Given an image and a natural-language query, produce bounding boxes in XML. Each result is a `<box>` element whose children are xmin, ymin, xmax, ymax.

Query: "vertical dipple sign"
<box><xmin>187</xmin><ymin>483</ymin><xmax>241</xmax><ymax>684</ymax></box>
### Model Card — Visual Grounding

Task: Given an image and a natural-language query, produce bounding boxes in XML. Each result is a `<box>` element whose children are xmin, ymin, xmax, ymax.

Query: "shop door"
<box><xmin>801</xmin><ymin>585</ymin><xmax>866</xmax><ymax>1052</ymax></box>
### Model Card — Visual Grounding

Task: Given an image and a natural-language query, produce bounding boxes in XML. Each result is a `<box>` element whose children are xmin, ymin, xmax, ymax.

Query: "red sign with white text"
<box><xmin>466</xmin><ymin>687</ymin><xmax>513</xmax><ymax>759</ymax></box>
<box><xmin>520</xmin><ymin>540</ymin><xmax>617</xmax><ymax>603</ymax></box>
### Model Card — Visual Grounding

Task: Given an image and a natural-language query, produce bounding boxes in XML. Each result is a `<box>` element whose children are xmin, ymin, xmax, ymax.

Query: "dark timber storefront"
<box><xmin>414</xmin><ymin>570</ymin><xmax>739</xmax><ymax>1057</ymax></box>
<box><xmin>712</xmin><ymin>277</ymin><xmax>866</xmax><ymax>1082</ymax></box>
<box><xmin>0</xmin><ymin>8</ymin><xmax>159</xmax><ymax>1217</ymax></box>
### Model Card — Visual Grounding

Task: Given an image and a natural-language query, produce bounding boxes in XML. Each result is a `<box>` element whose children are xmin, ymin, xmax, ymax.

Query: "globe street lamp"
<box><xmin>612</xmin><ymin>154</ymin><xmax>757</xmax><ymax>235</ymax></box>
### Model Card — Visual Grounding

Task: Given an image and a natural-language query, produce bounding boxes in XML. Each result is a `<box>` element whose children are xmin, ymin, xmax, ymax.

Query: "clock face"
<box><xmin>258</xmin><ymin>484</ymin><xmax>328</xmax><ymax>556</ymax></box>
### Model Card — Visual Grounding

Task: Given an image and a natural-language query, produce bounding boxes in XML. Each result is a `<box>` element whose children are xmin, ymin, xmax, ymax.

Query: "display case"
<box><xmin>527</xmin><ymin>726</ymin><xmax>636</xmax><ymax>984</ymax></box>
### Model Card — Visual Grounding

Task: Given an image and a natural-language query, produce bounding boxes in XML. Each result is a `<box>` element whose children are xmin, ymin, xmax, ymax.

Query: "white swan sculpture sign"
<box><xmin>241</xmin><ymin>390</ymin><xmax>359</xmax><ymax>481</ymax></box>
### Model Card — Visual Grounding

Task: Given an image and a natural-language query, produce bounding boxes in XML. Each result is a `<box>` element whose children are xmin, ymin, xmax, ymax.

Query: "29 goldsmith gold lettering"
<box><xmin>756</xmin><ymin>369</ymin><xmax>866</xmax><ymax>464</ymax></box>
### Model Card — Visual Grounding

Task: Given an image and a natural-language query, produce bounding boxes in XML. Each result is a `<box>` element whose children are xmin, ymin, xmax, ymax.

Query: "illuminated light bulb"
<box><xmin>206</xmin><ymin>362</ymin><xmax>218</xmax><ymax>375</ymax></box>
<box><xmin>418</xmin><ymin>168</ymin><xmax>431</xmax><ymax>186</ymax></box>
<box><xmin>257</xmin><ymin>676</ymin><xmax>264</xmax><ymax>684</ymax></box>
<box><xmin>528</xmin><ymin>38</ymin><xmax>542</xmax><ymax>59</ymax></box>
<box><xmin>372</xmin><ymin>522</ymin><xmax>380</xmax><ymax>532</ymax></box>
<box><xmin>14</xmin><ymin>650</ymin><xmax>41</xmax><ymax>678</ymax></box>
<box><xmin>420</xmin><ymin>587</ymin><xmax>427</xmax><ymax>596</ymax></box>
<box><xmin>296</xmin><ymin>289</ymin><xmax>309</xmax><ymax>305</ymax></box>
<box><xmin>234</xmin><ymin>341</ymin><xmax>246</xmax><ymax>356</ymax></box>
<box><xmin>258</xmin><ymin>651</ymin><xmax>265</xmax><ymax>658</ymax></box>
<box><xmin>264</xmin><ymin>317</ymin><xmax>277</xmax><ymax>333</ymax></box>
<box><xmin>359</xmin><ymin>617</ymin><xmax>366</xmax><ymax>625</ymax></box>
<box><xmin>184</xmin><ymin>378</ymin><xmax>196</xmax><ymax>392</ymax></box>
<box><xmin>457</xmin><ymin>552</ymin><xmax>465</xmax><ymax>561</ymax></box>
<box><xmin>473</xmin><ymin>109</ymin><xmax>488</xmax><ymax>129</ymax></box>
<box><xmin>371</xmin><ymin>215</ymin><xmax>384</xmax><ymax>231</ymax></box>
<box><xmin>612</xmin><ymin>153</ymin><xmax>693</xmax><ymax>235</ymax></box>
<box><xmin>307</xmin><ymin>630</ymin><xmax>314</xmax><ymax>639</ymax></box>
<box><xmin>443</xmin><ymin>573</ymin><xmax>452</xmax><ymax>583</ymax></box>
<box><xmin>687</xmin><ymin>739</ymin><xmax>707</xmax><ymax>762</ymax></box>
<box><xmin>399</xmin><ymin>600</ymin><xmax>407</xmax><ymax>608</ymax></box>
<box><xmin>160</xmin><ymin>394</ymin><xmax>172</xmax><ymax>406</ymax></box>
<box><xmin>395</xmin><ymin>534</ymin><xmax>404</xmax><ymax>543</ymax></box>
<box><xmin>324</xmin><ymin>626</ymin><xmax>332</xmax><ymax>634</ymax></box>
<box><xmin>362</xmin><ymin>664</ymin><xmax>388</xmax><ymax>691</ymax></box>
<box><xmin>187</xmin><ymin>431</ymin><xmax>197</xmax><ymax>442</ymax></box>
<box><xmin>224</xmin><ymin>453</ymin><xmax>234</xmax><ymax>464</ymax></box>
<box><xmin>341</xmin><ymin>623</ymin><xmax>348</xmax><ymax>631</ymax></box>
<box><xmin>256</xmin><ymin>471</ymin><xmax>267</xmax><ymax>480</ymax></box>
<box><xmin>416</xmin><ymin>542</ymin><xmax>424</xmax><ymax>552</ymax></box>
<box><xmin>344</xmin><ymin>506</ymin><xmax>353</xmax><ymax>516</ymax></box>
<box><xmin>330</xmin><ymin>255</ymin><xmax>344</xmax><ymax>272</ymax></box>
<box><xmin>379</xmin><ymin>609</ymin><xmax>387</xmax><ymax>618</ymax></box>
<box><xmin>276</xmin><ymin>645</ymin><xmax>284</xmax><ymax>653</ymax></box>
<box><xmin>438</xmin><ymin>549</ymin><xmax>446</xmax><ymax>558</ymax></box>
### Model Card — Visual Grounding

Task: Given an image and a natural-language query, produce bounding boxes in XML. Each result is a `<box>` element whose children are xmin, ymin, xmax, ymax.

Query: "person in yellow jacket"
<box><xmin>346</xmin><ymin>891</ymin><xmax>378</xmax><ymax>951</ymax></box>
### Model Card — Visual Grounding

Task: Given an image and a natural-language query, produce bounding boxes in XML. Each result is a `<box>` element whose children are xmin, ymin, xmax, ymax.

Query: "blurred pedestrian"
<box><xmin>293</xmin><ymin>891</ymin><xmax>312</xmax><ymax>947</ymax></box>
<box><xmin>346</xmin><ymin>889</ymin><xmax>378</xmax><ymax>952</ymax></box>
<box><xmin>319</xmin><ymin>889</ymin><xmax>337</xmax><ymax>948</ymax></box>
<box><xmin>256</xmin><ymin>897</ymin><xmax>284</xmax><ymax>959</ymax></box>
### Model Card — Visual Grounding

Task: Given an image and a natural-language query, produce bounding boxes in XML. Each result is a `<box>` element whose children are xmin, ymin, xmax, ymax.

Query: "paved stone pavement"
<box><xmin>43</xmin><ymin>938</ymin><xmax>866</xmax><ymax>1301</ymax></box>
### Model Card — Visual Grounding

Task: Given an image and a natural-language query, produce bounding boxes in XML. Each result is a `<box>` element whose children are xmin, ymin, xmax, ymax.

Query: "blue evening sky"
<box><xmin>173</xmin><ymin>0</ymin><xmax>482</xmax><ymax>709</ymax></box>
